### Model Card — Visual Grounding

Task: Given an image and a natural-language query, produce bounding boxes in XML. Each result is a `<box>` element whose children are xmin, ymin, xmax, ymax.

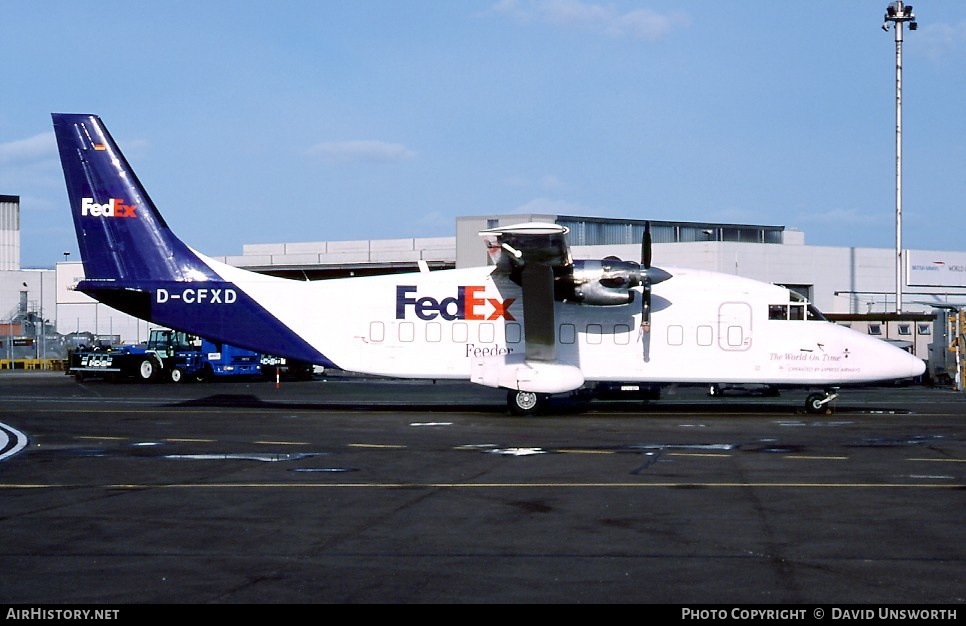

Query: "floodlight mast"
<box><xmin>882</xmin><ymin>1</ymin><xmax>917</xmax><ymax>314</ymax></box>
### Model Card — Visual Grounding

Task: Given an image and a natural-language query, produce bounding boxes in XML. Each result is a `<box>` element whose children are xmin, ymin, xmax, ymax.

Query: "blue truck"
<box><xmin>69</xmin><ymin>329</ymin><xmax>262</xmax><ymax>383</ymax></box>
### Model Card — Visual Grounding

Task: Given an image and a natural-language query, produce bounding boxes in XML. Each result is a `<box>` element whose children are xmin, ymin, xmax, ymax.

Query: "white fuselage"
<box><xmin>209</xmin><ymin>258</ymin><xmax>924</xmax><ymax>388</ymax></box>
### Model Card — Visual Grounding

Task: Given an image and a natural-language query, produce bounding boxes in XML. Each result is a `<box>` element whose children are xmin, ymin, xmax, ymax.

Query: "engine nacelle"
<box><xmin>569</xmin><ymin>259</ymin><xmax>640</xmax><ymax>306</ymax></box>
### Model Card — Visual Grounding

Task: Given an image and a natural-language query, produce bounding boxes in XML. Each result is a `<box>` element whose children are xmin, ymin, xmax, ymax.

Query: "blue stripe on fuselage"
<box><xmin>77</xmin><ymin>279</ymin><xmax>336</xmax><ymax>368</ymax></box>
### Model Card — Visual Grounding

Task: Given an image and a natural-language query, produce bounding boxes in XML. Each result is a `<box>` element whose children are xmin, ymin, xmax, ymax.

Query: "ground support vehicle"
<box><xmin>259</xmin><ymin>355</ymin><xmax>318</xmax><ymax>381</ymax></box>
<box><xmin>179</xmin><ymin>338</ymin><xmax>262</xmax><ymax>382</ymax></box>
<box><xmin>69</xmin><ymin>330</ymin><xmax>262</xmax><ymax>383</ymax></box>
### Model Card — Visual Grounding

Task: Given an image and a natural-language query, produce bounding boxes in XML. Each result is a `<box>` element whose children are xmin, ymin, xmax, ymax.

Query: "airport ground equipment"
<box><xmin>69</xmin><ymin>329</ymin><xmax>261</xmax><ymax>383</ymax></box>
<box><xmin>258</xmin><ymin>355</ymin><xmax>317</xmax><ymax>381</ymax></box>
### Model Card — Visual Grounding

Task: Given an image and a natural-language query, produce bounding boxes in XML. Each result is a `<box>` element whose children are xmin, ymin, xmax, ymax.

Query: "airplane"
<box><xmin>52</xmin><ymin>113</ymin><xmax>926</xmax><ymax>415</ymax></box>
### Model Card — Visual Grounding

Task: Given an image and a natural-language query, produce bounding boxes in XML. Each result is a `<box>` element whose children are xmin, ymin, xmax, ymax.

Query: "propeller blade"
<box><xmin>642</xmin><ymin>282</ymin><xmax>651</xmax><ymax>330</ymax></box>
<box><xmin>640</xmin><ymin>222</ymin><xmax>653</xmax><ymax>333</ymax></box>
<box><xmin>642</xmin><ymin>221</ymin><xmax>652</xmax><ymax>270</ymax></box>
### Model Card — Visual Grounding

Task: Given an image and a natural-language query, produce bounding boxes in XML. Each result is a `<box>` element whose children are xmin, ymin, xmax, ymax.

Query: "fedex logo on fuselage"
<box><xmin>81</xmin><ymin>197</ymin><xmax>137</xmax><ymax>218</ymax></box>
<box><xmin>396</xmin><ymin>285</ymin><xmax>515</xmax><ymax>321</ymax></box>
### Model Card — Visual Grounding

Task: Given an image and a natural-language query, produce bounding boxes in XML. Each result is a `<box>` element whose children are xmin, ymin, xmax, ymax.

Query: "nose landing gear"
<box><xmin>805</xmin><ymin>388</ymin><xmax>839</xmax><ymax>415</ymax></box>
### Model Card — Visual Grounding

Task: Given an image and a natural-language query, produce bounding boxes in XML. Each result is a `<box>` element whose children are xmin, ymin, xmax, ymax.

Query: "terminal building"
<box><xmin>3</xmin><ymin>198</ymin><xmax>965</xmax><ymax>382</ymax></box>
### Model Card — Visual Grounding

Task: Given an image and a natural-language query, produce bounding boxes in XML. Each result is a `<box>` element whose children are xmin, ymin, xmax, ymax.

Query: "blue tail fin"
<box><xmin>52</xmin><ymin>113</ymin><xmax>334</xmax><ymax>367</ymax></box>
<box><xmin>52</xmin><ymin>113</ymin><xmax>217</xmax><ymax>284</ymax></box>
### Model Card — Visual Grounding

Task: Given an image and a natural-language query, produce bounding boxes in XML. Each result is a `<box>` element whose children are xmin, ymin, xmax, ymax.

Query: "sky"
<box><xmin>2</xmin><ymin>1</ymin><xmax>965</xmax><ymax>269</ymax></box>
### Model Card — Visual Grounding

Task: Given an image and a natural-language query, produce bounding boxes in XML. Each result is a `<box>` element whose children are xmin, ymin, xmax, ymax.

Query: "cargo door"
<box><xmin>718</xmin><ymin>302</ymin><xmax>752</xmax><ymax>351</ymax></box>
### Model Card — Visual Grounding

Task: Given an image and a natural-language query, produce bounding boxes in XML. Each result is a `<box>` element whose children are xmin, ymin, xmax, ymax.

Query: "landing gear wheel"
<box><xmin>507</xmin><ymin>390</ymin><xmax>547</xmax><ymax>416</ymax></box>
<box><xmin>139</xmin><ymin>358</ymin><xmax>160</xmax><ymax>382</ymax></box>
<box><xmin>805</xmin><ymin>393</ymin><xmax>832</xmax><ymax>415</ymax></box>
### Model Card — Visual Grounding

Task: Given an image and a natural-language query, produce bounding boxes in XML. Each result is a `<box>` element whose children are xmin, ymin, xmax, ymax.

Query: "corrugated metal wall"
<box><xmin>0</xmin><ymin>196</ymin><xmax>21</xmax><ymax>271</ymax></box>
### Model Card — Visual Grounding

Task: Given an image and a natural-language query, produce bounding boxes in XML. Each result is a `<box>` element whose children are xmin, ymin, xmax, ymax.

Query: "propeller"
<box><xmin>637</xmin><ymin>221</ymin><xmax>672</xmax><ymax>333</ymax></box>
<box><xmin>567</xmin><ymin>221</ymin><xmax>670</xmax><ymax>309</ymax></box>
<box><xmin>640</xmin><ymin>222</ymin><xmax>653</xmax><ymax>333</ymax></box>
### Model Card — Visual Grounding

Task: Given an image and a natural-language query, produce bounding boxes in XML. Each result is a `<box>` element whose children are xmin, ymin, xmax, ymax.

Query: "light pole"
<box><xmin>882</xmin><ymin>2</ymin><xmax>917</xmax><ymax>314</ymax></box>
<box><xmin>40</xmin><ymin>271</ymin><xmax>44</xmax><ymax>367</ymax></box>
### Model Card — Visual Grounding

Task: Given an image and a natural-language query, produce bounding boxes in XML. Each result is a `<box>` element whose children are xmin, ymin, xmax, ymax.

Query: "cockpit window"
<box><xmin>769</xmin><ymin>291</ymin><xmax>828</xmax><ymax>322</ymax></box>
<box><xmin>807</xmin><ymin>304</ymin><xmax>827</xmax><ymax>321</ymax></box>
<box><xmin>769</xmin><ymin>304</ymin><xmax>788</xmax><ymax>320</ymax></box>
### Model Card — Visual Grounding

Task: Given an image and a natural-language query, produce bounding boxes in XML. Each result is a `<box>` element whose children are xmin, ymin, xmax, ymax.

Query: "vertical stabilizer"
<box><xmin>52</xmin><ymin>113</ymin><xmax>216</xmax><ymax>284</ymax></box>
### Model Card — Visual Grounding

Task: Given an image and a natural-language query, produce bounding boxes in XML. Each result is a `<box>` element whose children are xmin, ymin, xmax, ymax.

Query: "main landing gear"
<box><xmin>507</xmin><ymin>390</ymin><xmax>549</xmax><ymax>416</ymax></box>
<box><xmin>805</xmin><ymin>388</ymin><xmax>839</xmax><ymax>415</ymax></box>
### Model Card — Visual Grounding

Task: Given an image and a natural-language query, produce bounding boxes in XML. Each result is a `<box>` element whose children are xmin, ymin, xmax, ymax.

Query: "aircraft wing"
<box><xmin>480</xmin><ymin>222</ymin><xmax>573</xmax><ymax>275</ymax></box>
<box><xmin>479</xmin><ymin>222</ymin><xmax>572</xmax><ymax>363</ymax></box>
<box><xmin>475</xmin><ymin>220</ymin><xmax>670</xmax><ymax>397</ymax></box>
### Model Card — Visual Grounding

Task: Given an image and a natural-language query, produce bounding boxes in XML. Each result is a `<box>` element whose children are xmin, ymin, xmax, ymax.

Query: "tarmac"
<box><xmin>0</xmin><ymin>370</ymin><xmax>963</xmax><ymax>604</ymax></box>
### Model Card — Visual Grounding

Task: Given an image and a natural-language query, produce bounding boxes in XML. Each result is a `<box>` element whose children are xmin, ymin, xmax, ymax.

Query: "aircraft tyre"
<box><xmin>805</xmin><ymin>393</ymin><xmax>832</xmax><ymax>415</ymax></box>
<box><xmin>507</xmin><ymin>390</ymin><xmax>546</xmax><ymax>416</ymax></box>
<box><xmin>139</xmin><ymin>358</ymin><xmax>160</xmax><ymax>382</ymax></box>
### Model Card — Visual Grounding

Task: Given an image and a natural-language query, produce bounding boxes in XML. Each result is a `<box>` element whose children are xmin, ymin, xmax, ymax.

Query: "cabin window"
<box><xmin>667</xmin><ymin>325</ymin><xmax>684</xmax><ymax>346</ymax></box>
<box><xmin>769</xmin><ymin>305</ymin><xmax>787</xmax><ymax>320</ymax></box>
<box><xmin>897</xmin><ymin>323</ymin><xmax>912</xmax><ymax>336</ymax></box>
<box><xmin>868</xmin><ymin>324</ymin><xmax>882</xmax><ymax>336</ymax></box>
<box><xmin>506</xmin><ymin>322</ymin><xmax>522</xmax><ymax>343</ymax></box>
<box><xmin>696</xmin><ymin>325</ymin><xmax>713</xmax><ymax>346</ymax></box>
<box><xmin>452</xmin><ymin>323</ymin><xmax>468</xmax><ymax>343</ymax></box>
<box><xmin>917</xmin><ymin>323</ymin><xmax>931</xmax><ymax>335</ymax></box>
<box><xmin>586</xmin><ymin>324</ymin><xmax>603</xmax><ymax>345</ymax></box>
<box><xmin>399</xmin><ymin>322</ymin><xmax>415</xmax><ymax>342</ymax></box>
<box><xmin>560</xmin><ymin>324</ymin><xmax>576</xmax><ymax>344</ymax></box>
<box><xmin>369</xmin><ymin>321</ymin><xmax>385</xmax><ymax>343</ymax></box>
<box><xmin>426</xmin><ymin>322</ymin><xmax>442</xmax><ymax>343</ymax></box>
<box><xmin>614</xmin><ymin>324</ymin><xmax>631</xmax><ymax>345</ymax></box>
<box><xmin>789</xmin><ymin>305</ymin><xmax>805</xmax><ymax>321</ymax></box>
<box><xmin>479</xmin><ymin>323</ymin><xmax>495</xmax><ymax>343</ymax></box>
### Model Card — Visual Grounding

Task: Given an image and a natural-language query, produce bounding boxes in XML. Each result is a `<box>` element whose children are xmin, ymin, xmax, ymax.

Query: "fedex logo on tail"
<box><xmin>81</xmin><ymin>198</ymin><xmax>137</xmax><ymax>218</ymax></box>
<box><xmin>396</xmin><ymin>285</ymin><xmax>515</xmax><ymax>321</ymax></box>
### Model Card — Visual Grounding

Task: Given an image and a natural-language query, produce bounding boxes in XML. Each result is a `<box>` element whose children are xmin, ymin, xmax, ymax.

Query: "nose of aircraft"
<box><xmin>905</xmin><ymin>349</ymin><xmax>927</xmax><ymax>379</ymax></box>
<box><xmin>880</xmin><ymin>340</ymin><xmax>926</xmax><ymax>380</ymax></box>
<box><xmin>854</xmin><ymin>331</ymin><xmax>926</xmax><ymax>382</ymax></box>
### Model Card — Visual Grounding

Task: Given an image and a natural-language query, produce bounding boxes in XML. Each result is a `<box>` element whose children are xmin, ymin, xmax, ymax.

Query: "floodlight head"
<box><xmin>910</xmin><ymin>21</ymin><xmax>918</xmax><ymax>30</ymax></box>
